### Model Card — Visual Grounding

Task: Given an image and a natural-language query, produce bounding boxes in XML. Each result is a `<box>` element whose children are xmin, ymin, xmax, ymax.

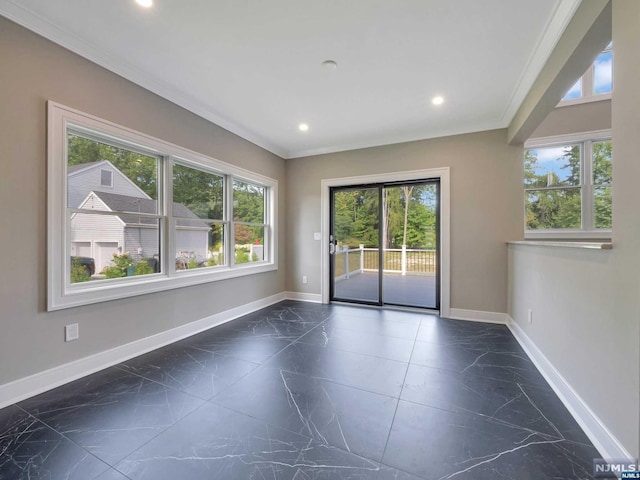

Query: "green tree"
<box><xmin>68</xmin><ymin>134</ymin><xmax>158</xmax><ymax>198</ymax></box>
<box><xmin>332</xmin><ymin>184</ymin><xmax>437</xmax><ymax>250</ymax></box>
<box><xmin>525</xmin><ymin>147</ymin><xmax>581</xmax><ymax>230</ymax></box>
<box><xmin>593</xmin><ymin>141</ymin><xmax>612</xmax><ymax>228</ymax></box>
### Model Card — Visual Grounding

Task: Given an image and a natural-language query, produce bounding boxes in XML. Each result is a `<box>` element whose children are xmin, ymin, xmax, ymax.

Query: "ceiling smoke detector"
<box><xmin>322</xmin><ymin>60</ymin><xmax>338</xmax><ymax>70</ymax></box>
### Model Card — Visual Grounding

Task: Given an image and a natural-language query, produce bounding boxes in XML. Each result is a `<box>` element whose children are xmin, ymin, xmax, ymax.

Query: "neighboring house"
<box><xmin>68</xmin><ymin>161</ymin><xmax>208</xmax><ymax>273</ymax></box>
<box><xmin>68</xmin><ymin>160</ymin><xmax>146</xmax><ymax>208</ymax></box>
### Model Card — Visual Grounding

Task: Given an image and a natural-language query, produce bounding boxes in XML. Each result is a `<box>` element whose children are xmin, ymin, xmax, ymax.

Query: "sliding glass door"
<box><xmin>330</xmin><ymin>186</ymin><xmax>381</xmax><ymax>304</ymax></box>
<box><xmin>330</xmin><ymin>180</ymin><xmax>439</xmax><ymax>310</ymax></box>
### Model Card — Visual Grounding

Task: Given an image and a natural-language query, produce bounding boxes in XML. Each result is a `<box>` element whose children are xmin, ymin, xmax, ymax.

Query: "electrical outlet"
<box><xmin>313</xmin><ymin>232</ymin><xmax>321</xmax><ymax>241</ymax></box>
<box><xmin>527</xmin><ymin>309</ymin><xmax>533</xmax><ymax>324</ymax></box>
<box><xmin>302</xmin><ymin>275</ymin><xmax>308</xmax><ymax>284</ymax></box>
<box><xmin>65</xmin><ymin>323</ymin><xmax>79</xmax><ymax>342</ymax></box>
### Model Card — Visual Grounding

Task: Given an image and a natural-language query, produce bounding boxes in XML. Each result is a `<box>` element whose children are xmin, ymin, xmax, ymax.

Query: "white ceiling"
<box><xmin>0</xmin><ymin>0</ymin><xmax>580</xmax><ymax>158</ymax></box>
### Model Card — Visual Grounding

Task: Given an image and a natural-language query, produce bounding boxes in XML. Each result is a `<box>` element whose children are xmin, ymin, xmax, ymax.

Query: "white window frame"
<box><xmin>48</xmin><ymin>101</ymin><xmax>277</xmax><ymax>311</ymax></box>
<box><xmin>524</xmin><ymin>130</ymin><xmax>612</xmax><ymax>240</ymax></box>
<box><xmin>558</xmin><ymin>43</ymin><xmax>613</xmax><ymax>107</ymax></box>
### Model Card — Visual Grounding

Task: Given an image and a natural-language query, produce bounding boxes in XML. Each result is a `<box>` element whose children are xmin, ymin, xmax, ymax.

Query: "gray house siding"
<box><xmin>124</xmin><ymin>225</ymin><xmax>160</xmax><ymax>261</ymax></box>
<box><xmin>68</xmin><ymin>160</ymin><xmax>149</xmax><ymax>208</ymax></box>
<box><xmin>176</xmin><ymin>227</ymin><xmax>209</xmax><ymax>260</ymax></box>
<box><xmin>69</xmin><ymin>162</ymin><xmax>208</xmax><ymax>272</ymax></box>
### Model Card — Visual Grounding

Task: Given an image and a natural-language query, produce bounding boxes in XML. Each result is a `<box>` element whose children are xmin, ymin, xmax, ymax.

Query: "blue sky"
<box><xmin>562</xmin><ymin>49</ymin><xmax>612</xmax><ymax>100</ymax></box>
<box><xmin>527</xmin><ymin>146</ymin><xmax>576</xmax><ymax>184</ymax></box>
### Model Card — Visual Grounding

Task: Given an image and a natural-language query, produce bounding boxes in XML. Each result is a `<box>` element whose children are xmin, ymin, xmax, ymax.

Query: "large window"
<box><xmin>560</xmin><ymin>42</ymin><xmax>613</xmax><ymax>104</ymax></box>
<box><xmin>48</xmin><ymin>102</ymin><xmax>277</xmax><ymax>310</ymax></box>
<box><xmin>524</xmin><ymin>131</ymin><xmax>612</xmax><ymax>239</ymax></box>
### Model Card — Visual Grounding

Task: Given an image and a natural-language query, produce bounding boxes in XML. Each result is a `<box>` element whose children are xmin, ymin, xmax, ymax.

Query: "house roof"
<box><xmin>90</xmin><ymin>191</ymin><xmax>208</xmax><ymax>228</ymax></box>
<box><xmin>68</xmin><ymin>160</ymin><xmax>109</xmax><ymax>175</ymax></box>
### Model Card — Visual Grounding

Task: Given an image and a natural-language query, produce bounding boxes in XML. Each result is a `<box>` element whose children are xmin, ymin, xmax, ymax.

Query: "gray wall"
<box><xmin>0</xmin><ymin>17</ymin><xmax>286</xmax><ymax>385</ymax></box>
<box><xmin>531</xmin><ymin>99</ymin><xmax>611</xmax><ymax>138</ymax></box>
<box><xmin>508</xmin><ymin>0</ymin><xmax>640</xmax><ymax>457</ymax></box>
<box><xmin>286</xmin><ymin>129</ymin><xmax>524</xmax><ymax>313</ymax></box>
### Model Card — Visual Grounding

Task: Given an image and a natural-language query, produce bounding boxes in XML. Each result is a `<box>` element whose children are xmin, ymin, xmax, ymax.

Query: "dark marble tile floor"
<box><xmin>0</xmin><ymin>301</ymin><xmax>606</xmax><ymax>479</ymax></box>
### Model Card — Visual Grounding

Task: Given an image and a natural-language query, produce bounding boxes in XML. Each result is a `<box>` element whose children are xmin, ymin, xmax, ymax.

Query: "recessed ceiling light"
<box><xmin>136</xmin><ymin>0</ymin><xmax>153</xmax><ymax>8</ymax></box>
<box><xmin>298</xmin><ymin>123</ymin><xmax>309</xmax><ymax>132</ymax></box>
<box><xmin>432</xmin><ymin>96</ymin><xmax>444</xmax><ymax>106</ymax></box>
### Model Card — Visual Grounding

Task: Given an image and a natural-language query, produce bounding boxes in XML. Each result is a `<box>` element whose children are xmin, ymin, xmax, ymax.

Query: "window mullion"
<box><xmin>583</xmin><ymin>66</ymin><xmax>595</xmax><ymax>99</ymax></box>
<box><xmin>227</xmin><ymin>175</ymin><xmax>235</xmax><ymax>268</ymax></box>
<box><xmin>582</xmin><ymin>141</ymin><xmax>594</xmax><ymax>231</ymax></box>
<box><xmin>165</xmin><ymin>156</ymin><xmax>175</xmax><ymax>277</ymax></box>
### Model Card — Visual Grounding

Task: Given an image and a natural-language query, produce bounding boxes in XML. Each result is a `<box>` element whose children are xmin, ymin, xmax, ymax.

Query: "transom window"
<box><xmin>524</xmin><ymin>131</ymin><xmax>612</xmax><ymax>239</ymax></box>
<box><xmin>48</xmin><ymin>102</ymin><xmax>277</xmax><ymax>310</ymax></box>
<box><xmin>560</xmin><ymin>42</ymin><xmax>612</xmax><ymax>104</ymax></box>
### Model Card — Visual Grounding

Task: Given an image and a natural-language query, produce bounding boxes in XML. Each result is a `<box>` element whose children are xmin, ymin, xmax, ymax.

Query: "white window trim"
<box><xmin>48</xmin><ymin>101</ymin><xmax>278</xmax><ymax>311</ymax></box>
<box><xmin>558</xmin><ymin>44</ymin><xmax>612</xmax><ymax>107</ymax></box>
<box><xmin>556</xmin><ymin>93</ymin><xmax>611</xmax><ymax>108</ymax></box>
<box><xmin>524</xmin><ymin>129</ymin><xmax>611</xmax><ymax>240</ymax></box>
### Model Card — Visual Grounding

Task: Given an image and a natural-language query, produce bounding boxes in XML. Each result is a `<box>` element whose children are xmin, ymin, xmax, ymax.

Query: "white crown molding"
<box><xmin>500</xmin><ymin>0</ymin><xmax>582</xmax><ymax>125</ymax></box>
<box><xmin>508</xmin><ymin>316</ymin><xmax>633</xmax><ymax>461</ymax></box>
<box><xmin>0</xmin><ymin>292</ymin><xmax>286</xmax><ymax>409</ymax></box>
<box><xmin>0</xmin><ymin>0</ymin><xmax>581</xmax><ymax>161</ymax></box>
<box><xmin>0</xmin><ymin>1</ymin><xmax>289</xmax><ymax>159</ymax></box>
<box><xmin>286</xmin><ymin>121</ymin><xmax>504</xmax><ymax>159</ymax></box>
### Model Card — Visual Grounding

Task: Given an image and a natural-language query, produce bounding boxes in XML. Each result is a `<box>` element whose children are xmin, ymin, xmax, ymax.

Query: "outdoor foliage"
<box><xmin>234</xmin><ymin>248</ymin><xmax>258</xmax><ymax>264</ymax></box>
<box><xmin>68</xmin><ymin>135</ymin><xmax>269</xmax><ymax>249</ymax></box>
<box><xmin>233</xmin><ymin>180</ymin><xmax>265</xmax><ymax>245</ymax></box>
<box><xmin>173</xmin><ymin>164</ymin><xmax>225</xmax><ymax>249</ymax></box>
<box><xmin>333</xmin><ymin>184</ymin><xmax>437</xmax><ymax>249</ymax></box>
<box><xmin>70</xmin><ymin>258</ymin><xmax>91</xmax><ymax>283</ymax></box>
<box><xmin>68</xmin><ymin>134</ymin><xmax>158</xmax><ymax>198</ymax></box>
<box><xmin>525</xmin><ymin>142</ymin><xmax>611</xmax><ymax>230</ymax></box>
<box><xmin>103</xmin><ymin>253</ymin><xmax>153</xmax><ymax>278</ymax></box>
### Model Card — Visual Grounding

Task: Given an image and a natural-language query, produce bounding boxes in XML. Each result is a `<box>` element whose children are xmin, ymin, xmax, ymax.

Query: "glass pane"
<box><xmin>592</xmin><ymin>140</ymin><xmax>612</xmax><ymax>185</ymax></box>
<box><xmin>173</xmin><ymin>163</ymin><xmax>224</xmax><ymax>220</ymax></box>
<box><xmin>593</xmin><ymin>50</ymin><xmax>613</xmax><ymax>94</ymax></box>
<box><xmin>562</xmin><ymin>78</ymin><xmax>582</xmax><ymax>100</ymax></box>
<box><xmin>524</xmin><ymin>145</ymin><xmax>581</xmax><ymax>188</ymax></box>
<box><xmin>594</xmin><ymin>187</ymin><xmax>612</xmax><ymax>229</ymax></box>
<box><xmin>69</xmin><ymin>212</ymin><xmax>160</xmax><ymax>283</ymax></box>
<box><xmin>525</xmin><ymin>188</ymin><xmax>581</xmax><ymax>230</ymax></box>
<box><xmin>234</xmin><ymin>225</ymin><xmax>264</xmax><ymax>264</ymax></box>
<box><xmin>67</xmin><ymin>133</ymin><xmax>158</xmax><ymax>210</ymax></box>
<box><xmin>176</xmin><ymin>221</ymin><xmax>225</xmax><ymax>270</ymax></box>
<box><xmin>382</xmin><ymin>183</ymin><xmax>438</xmax><ymax>309</ymax></box>
<box><xmin>233</xmin><ymin>180</ymin><xmax>265</xmax><ymax>223</ymax></box>
<box><xmin>332</xmin><ymin>187</ymin><xmax>380</xmax><ymax>303</ymax></box>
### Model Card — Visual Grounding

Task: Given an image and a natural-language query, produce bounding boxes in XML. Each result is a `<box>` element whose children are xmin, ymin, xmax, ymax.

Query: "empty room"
<box><xmin>0</xmin><ymin>1</ymin><xmax>638</xmax><ymax>479</ymax></box>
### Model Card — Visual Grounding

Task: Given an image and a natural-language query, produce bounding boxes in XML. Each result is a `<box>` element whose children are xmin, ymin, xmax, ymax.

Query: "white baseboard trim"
<box><xmin>0</xmin><ymin>292</ymin><xmax>287</xmax><ymax>409</ymax></box>
<box><xmin>508</xmin><ymin>317</ymin><xmax>632</xmax><ymax>460</ymax></box>
<box><xmin>447</xmin><ymin>308</ymin><xmax>509</xmax><ymax>325</ymax></box>
<box><xmin>284</xmin><ymin>291</ymin><xmax>323</xmax><ymax>303</ymax></box>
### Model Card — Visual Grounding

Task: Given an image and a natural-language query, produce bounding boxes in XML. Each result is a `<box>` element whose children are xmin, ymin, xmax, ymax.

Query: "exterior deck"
<box><xmin>334</xmin><ymin>271</ymin><xmax>437</xmax><ymax>309</ymax></box>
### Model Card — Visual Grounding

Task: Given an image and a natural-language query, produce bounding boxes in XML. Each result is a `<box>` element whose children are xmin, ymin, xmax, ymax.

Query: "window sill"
<box><xmin>556</xmin><ymin>93</ymin><xmax>611</xmax><ymax>108</ymax></box>
<box><xmin>508</xmin><ymin>241</ymin><xmax>612</xmax><ymax>250</ymax></box>
<box><xmin>524</xmin><ymin>229</ymin><xmax>611</xmax><ymax>241</ymax></box>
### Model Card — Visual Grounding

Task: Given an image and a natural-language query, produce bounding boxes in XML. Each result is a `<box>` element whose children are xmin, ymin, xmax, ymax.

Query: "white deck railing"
<box><xmin>334</xmin><ymin>245</ymin><xmax>436</xmax><ymax>280</ymax></box>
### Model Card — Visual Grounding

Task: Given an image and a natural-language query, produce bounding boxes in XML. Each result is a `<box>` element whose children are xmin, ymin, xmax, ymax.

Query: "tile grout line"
<box><xmin>14</xmin><ymin>404</ymin><xmax>125</xmax><ymax>478</ymax></box>
<box><xmin>378</xmin><ymin>313</ymin><xmax>424</xmax><ymax>464</ymax></box>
